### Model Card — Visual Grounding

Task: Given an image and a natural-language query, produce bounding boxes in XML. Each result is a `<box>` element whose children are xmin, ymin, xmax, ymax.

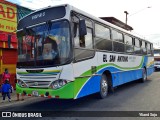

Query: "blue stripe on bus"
<box><xmin>76</xmin><ymin>67</ymin><xmax>154</xmax><ymax>98</ymax></box>
<box><xmin>76</xmin><ymin>75</ymin><xmax>101</xmax><ymax>98</ymax></box>
<box><xmin>76</xmin><ymin>56</ymin><xmax>154</xmax><ymax>99</ymax></box>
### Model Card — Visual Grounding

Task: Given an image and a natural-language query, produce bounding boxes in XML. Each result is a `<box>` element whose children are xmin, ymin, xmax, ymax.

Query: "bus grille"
<box><xmin>23</xmin><ymin>80</ymin><xmax>51</xmax><ymax>88</ymax></box>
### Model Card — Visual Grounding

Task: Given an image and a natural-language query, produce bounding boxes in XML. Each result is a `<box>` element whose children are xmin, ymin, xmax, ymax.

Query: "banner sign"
<box><xmin>0</xmin><ymin>2</ymin><xmax>17</xmax><ymax>33</ymax></box>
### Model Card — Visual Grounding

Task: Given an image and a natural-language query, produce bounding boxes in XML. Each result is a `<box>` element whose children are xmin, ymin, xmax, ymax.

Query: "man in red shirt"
<box><xmin>2</xmin><ymin>68</ymin><xmax>11</xmax><ymax>84</ymax></box>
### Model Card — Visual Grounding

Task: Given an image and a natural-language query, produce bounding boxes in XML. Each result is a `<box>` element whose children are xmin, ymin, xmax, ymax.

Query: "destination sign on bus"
<box><xmin>18</xmin><ymin>6</ymin><xmax>66</xmax><ymax>30</ymax></box>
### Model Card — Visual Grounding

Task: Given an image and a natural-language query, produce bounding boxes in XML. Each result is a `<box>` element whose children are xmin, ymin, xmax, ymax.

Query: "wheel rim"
<box><xmin>101</xmin><ymin>78</ymin><xmax>108</xmax><ymax>96</ymax></box>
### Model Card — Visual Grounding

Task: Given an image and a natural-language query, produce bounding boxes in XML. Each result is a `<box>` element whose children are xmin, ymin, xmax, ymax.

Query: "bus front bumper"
<box><xmin>16</xmin><ymin>82</ymin><xmax>74</xmax><ymax>99</ymax></box>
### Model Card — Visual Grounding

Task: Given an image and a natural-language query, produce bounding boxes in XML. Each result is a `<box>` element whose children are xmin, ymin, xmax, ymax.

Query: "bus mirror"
<box><xmin>79</xmin><ymin>20</ymin><xmax>87</xmax><ymax>36</ymax></box>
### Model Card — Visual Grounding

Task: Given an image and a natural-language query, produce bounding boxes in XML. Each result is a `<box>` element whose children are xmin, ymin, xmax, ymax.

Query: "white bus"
<box><xmin>16</xmin><ymin>4</ymin><xmax>154</xmax><ymax>99</ymax></box>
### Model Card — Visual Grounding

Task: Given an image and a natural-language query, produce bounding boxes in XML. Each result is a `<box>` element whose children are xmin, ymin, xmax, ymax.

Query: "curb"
<box><xmin>0</xmin><ymin>92</ymin><xmax>37</xmax><ymax>109</ymax></box>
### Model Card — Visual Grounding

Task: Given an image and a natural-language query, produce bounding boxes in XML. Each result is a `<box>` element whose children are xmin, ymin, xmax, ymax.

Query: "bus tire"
<box><xmin>141</xmin><ymin>68</ymin><xmax>147</xmax><ymax>82</ymax></box>
<box><xmin>98</xmin><ymin>74</ymin><xmax>108</xmax><ymax>99</ymax></box>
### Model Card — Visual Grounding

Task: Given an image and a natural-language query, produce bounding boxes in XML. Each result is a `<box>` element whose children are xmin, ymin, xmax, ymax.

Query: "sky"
<box><xmin>6</xmin><ymin>0</ymin><xmax>160</xmax><ymax>47</ymax></box>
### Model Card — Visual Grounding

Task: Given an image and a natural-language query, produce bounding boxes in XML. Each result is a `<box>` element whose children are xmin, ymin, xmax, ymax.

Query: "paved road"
<box><xmin>0</xmin><ymin>72</ymin><xmax>160</xmax><ymax>120</ymax></box>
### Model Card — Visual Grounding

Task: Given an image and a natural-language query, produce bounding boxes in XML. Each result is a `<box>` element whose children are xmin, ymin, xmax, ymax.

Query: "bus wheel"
<box><xmin>98</xmin><ymin>74</ymin><xmax>108</xmax><ymax>99</ymax></box>
<box><xmin>141</xmin><ymin>68</ymin><xmax>147</xmax><ymax>82</ymax></box>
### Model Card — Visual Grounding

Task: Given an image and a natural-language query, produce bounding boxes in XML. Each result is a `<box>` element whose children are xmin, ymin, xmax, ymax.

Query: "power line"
<box><xmin>128</xmin><ymin>6</ymin><xmax>151</xmax><ymax>17</ymax></box>
<box><xmin>144</xmin><ymin>34</ymin><xmax>160</xmax><ymax>36</ymax></box>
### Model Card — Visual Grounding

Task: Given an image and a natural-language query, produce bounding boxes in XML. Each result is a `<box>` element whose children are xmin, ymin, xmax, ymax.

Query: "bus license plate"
<box><xmin>32</xmin><ymin>91</ymin><xmax>39</xmax><ymax>96</ymax></box>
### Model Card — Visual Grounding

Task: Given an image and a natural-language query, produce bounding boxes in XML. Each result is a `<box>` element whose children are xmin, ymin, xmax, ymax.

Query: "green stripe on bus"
<box><xmin>80</xmin><ymin>56</ymin><xmax>144</xmax><ymax>77</ymax></box>
<box><xmin>74</xmin><ymin>77</ymin><xmax>89</xmax><ymax>98</ymax></box>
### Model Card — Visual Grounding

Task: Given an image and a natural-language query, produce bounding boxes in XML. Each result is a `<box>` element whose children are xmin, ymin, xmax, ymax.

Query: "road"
<box><xmin>0</xmin><ymin>72</ymin><xmax>160</xmax><ymax>120</ymax></box>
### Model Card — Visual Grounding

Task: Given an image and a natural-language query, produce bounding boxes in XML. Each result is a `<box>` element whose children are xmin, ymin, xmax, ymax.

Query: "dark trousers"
<box><xmin>2</xmin><ymin>92</ymin><xmax>11</xmax><ymax>100</ymax></box>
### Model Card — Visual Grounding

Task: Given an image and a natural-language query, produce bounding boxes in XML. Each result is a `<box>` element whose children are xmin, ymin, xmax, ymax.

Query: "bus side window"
<box><xmin>112</xmin><ymin>30</ymin><xmax>125</xmax><ymax>52</ymax></box>
<box><xmin>95</xmin><ymin>23</ymin><xmax>112</xmax><ymax>51</ymax></box>
<box><xmin>74</xmin><ymin>23</ymin><xmax>93</xmax><ymax>49</ymax></box>
<box><xmin>73</xmin><ymin>19</ymin><xmax>94</xmax><ymax>62</ymax></box>
<box><xmin>134</xmin><ymin>38</ymin><xmax>141</xmax><ymax>54</ymax></box>
<box><xmin>151</xmin><ymin>44</ymin><xmax>154</xmax><ymax>56</ymax></box>
<box><xmin>141</xmin><ymin>41</ymin><xmax>147</xmax><ymax>55</ymax></box>
<box><xmin>124</xmin><ymin>35</ymin><xmax>133</xmax><ymax>53</ymax></box>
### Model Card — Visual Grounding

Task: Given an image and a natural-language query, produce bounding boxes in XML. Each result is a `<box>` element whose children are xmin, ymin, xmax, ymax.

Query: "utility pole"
<box><xmin>124</xmin><ymin>11</ymin><xmax>129</xmax><ymax>24</ymax></box>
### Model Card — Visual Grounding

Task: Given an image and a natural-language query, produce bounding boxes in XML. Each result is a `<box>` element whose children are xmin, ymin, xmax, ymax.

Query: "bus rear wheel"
<box><xmin>141</xmin><ymin>68</ymin><xmax>147</xmax><ymax>82</ymax></box>
<box><xmin>98</xmin><ymin>74</ymin><xmax>108</xmax><ymax>99</ymax></box>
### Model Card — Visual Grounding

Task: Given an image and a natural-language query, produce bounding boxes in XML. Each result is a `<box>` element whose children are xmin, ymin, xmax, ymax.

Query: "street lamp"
<box><xmin>124</xmin><ymin>11</ymin><xmax>129</xmax><ymax>24</ymax></box>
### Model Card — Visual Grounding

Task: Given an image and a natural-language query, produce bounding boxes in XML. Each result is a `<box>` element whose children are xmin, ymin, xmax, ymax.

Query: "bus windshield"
<box><xmin>17</xmin><ymin>20</ymin><xmax>71</xmax><ymax>67</ymax></box>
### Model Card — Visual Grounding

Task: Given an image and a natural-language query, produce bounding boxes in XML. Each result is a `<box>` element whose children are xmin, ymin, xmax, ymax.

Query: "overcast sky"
<box><xmin>7</xmin><ymin>0</ymin><xmax>160</xmax><ymax>47</ymax></box>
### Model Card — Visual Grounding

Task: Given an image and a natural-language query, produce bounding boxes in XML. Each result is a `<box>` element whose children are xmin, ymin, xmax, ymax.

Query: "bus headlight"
<box><xmin>59</xmin><ymin>80</ymin><xmax>67</xmax><ymax>86</ymax></box>
<box><xmin>50</xmin><ymin>80</ymin><xmax>67</xmax><ymax>89</ymax></box>
<box><xmin>17</xmin><ymin>79</ymin><xmax>27</xmax><ymax>88</ymax></box>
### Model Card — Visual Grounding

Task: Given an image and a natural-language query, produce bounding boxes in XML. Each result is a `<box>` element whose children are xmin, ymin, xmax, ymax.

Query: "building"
<box><xmin>0</xmin><ymin>0</ymin><xmax>32</xmax><ymax>88</ymax></box>
<box><xmin>100</xmin><ymin>17</ymin><xmax>133</xmax><ymax>31</ymax></box>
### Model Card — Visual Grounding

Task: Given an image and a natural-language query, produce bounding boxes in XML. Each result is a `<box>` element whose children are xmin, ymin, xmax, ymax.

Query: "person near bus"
<box><xmin>43</xmin><ymin>36</ymin><xmax>58</xmax><ymax>60</ymax></box>
<box><xmin>16</xmin><ymin>93</ymin><xmax>24</xmax><ymax>101</ymax></box>
<box><xmin>1</xmin><ymin>68</ymin><xmax>11</xmax><ymax>84</ymax></box>
<box><xmin>2</xmin><ymin>80</ymin><xmax>12</xmax><ymax>102</ymax></box>
<box><xmin>14</xmin><ymin>76</ymin><xmax>24</xmax><ymax>101</ymax></box>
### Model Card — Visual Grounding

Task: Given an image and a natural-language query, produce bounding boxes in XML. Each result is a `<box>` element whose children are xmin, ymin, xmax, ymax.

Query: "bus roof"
<box><xmin>18</xmin><ymin>4</ymin><xmax>152</xmax><ymax>44</ymax></box>
<box><xmin>70</xmin><ymin>5</ymin><xmax>152</xmax><ymax>44</ymax></box>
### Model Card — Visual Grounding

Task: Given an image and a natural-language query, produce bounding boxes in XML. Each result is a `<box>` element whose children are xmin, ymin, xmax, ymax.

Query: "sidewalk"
<box><xmin>0</xmin><ymin>91</ymin><xmax>34</xmax><ymax>108</ymax></box>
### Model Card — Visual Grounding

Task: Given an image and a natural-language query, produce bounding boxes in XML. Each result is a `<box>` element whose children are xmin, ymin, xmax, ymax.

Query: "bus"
<box><xmin>154</xmin><ymin>47</ymin><xmax>160</xmax><ymax>70</ymax></box>
<box><xmin>16</xmin><ymin>4</ymin><xmax>154</xmax><ymax>99</ymax></box>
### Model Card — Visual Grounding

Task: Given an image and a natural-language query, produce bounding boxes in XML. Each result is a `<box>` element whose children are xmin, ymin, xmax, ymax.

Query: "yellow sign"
<box><xmin>0</xmin><ymin>2</ymin><xmax>17</xmax><ymax>33</ymax></box>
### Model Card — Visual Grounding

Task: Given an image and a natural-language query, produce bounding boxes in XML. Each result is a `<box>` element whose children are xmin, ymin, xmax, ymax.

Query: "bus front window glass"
<box><xmin>17</xmin><ymin>33</ymin><xmax>34</xmax><ymax>61</ymax></box>
<box><xmin>17</xmin><ymin>20</ymin><xmax>70</xmax><ymax>67</ymax></box>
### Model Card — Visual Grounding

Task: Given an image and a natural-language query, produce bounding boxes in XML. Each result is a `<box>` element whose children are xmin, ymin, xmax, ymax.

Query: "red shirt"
<box><xmin>2</xmin><ymin>72</ymin><xmax>11</xmax><ymax>83</ymax></box>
